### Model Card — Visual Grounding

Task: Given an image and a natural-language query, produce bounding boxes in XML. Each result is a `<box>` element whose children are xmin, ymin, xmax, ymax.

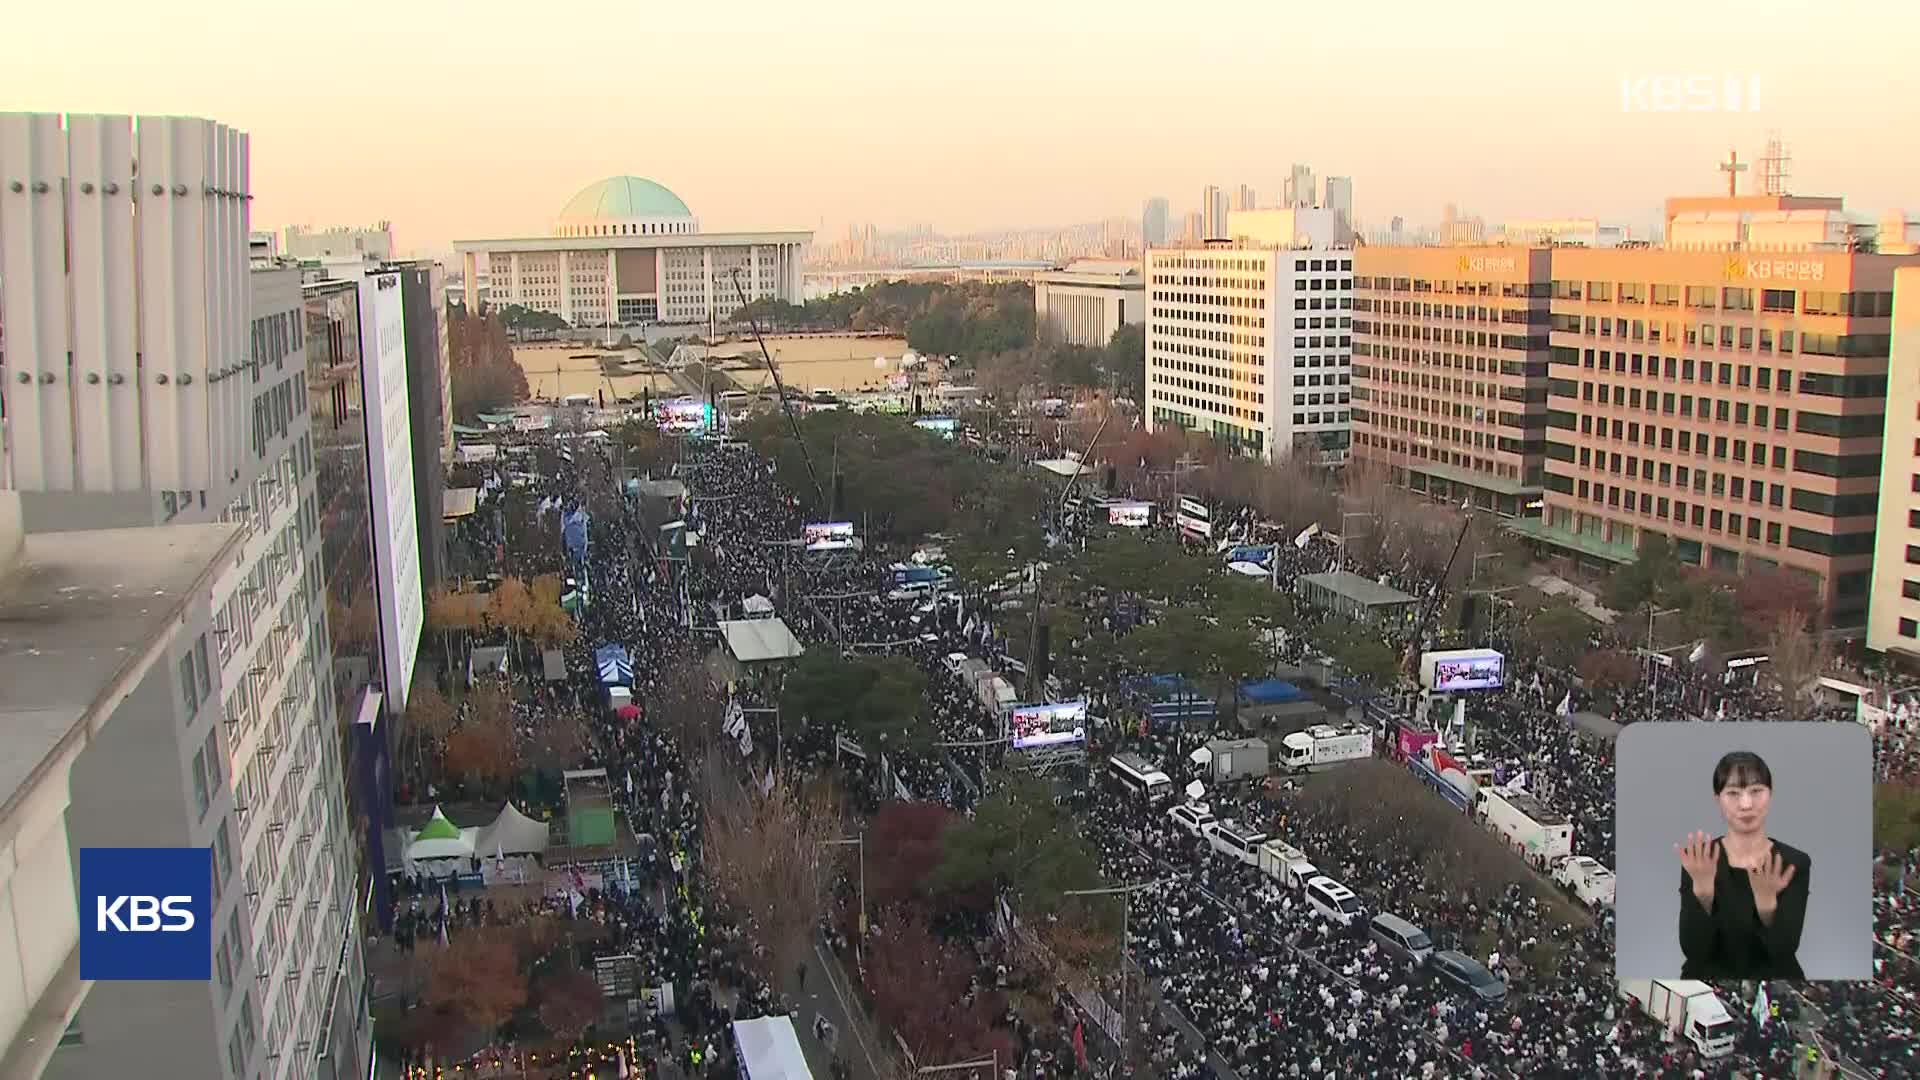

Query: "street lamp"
<box><xmin>1061</xmin><ymin>879</ymin><xmax>1164</xmax><ymax>1059</ymax></box>
<box><xmin>818</xmin><ymin>835</ymin><xmax>866</xmax><ymax>970</ymax></box>
<box><xmin>1337</xmin><ymin>511</ymin><xmax>1374</xmax><ymax>573</ymax></box>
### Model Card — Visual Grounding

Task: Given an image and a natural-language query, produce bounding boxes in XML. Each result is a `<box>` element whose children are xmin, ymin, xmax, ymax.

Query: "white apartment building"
<box><xmin>454</xmin><ymin>175</ymin><xmax>810</xmax><ymax>327</ymax></box>
<box><xmin>1868</xmin><ymin>266</ymin><xmax>1920</xmax><ymax>654</ymax></box>
<box><xmin>0</xmin><ymin>112</ymin><xmax>366</xmax><ymax>1080</ymax></box>
<box><xmin>1034</xmin><ymin>259</ymin><xmax>1146</xmax><ymax>349</ymax></box>
<box><xmin>1144</xmin><ymin>241</ymin><xmax>1355</xmax><ymax>462</ymax></box>
<box><xmin>1494</xmin><ymin>218</ymin><xmax>1627</xmax><ymax>248</ymax></box>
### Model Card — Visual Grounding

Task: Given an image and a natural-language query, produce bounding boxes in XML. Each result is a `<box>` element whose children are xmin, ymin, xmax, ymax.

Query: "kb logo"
<box><xmin>79</xmin><ymin>848</ymin><xmax>212</xmax><ymax>981</ymax></box>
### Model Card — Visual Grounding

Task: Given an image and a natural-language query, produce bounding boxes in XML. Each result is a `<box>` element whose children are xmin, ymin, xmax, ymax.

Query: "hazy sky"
<box><xmin>7</xmin><ymin>0</ymin><xmax>1918</xmax><ymax>254</ymax></box>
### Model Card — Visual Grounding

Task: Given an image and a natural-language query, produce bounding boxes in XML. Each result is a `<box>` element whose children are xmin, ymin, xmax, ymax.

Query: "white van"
<box><xmin>1206</xmin><ymin>819</ymin><xmax>1268</xmax><ymax>867</ymax></box>
<box><xmin>1304</xmin><ymin>876</ymin><xmax>1363</xmax><ymax>926</ymax></box>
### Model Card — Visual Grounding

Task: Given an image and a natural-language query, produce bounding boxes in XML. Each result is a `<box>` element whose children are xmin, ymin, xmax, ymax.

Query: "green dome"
<box><xmin>558</xmin><ymin>176</ymin><xmax>692</xmax><ymax>221</ymax></box>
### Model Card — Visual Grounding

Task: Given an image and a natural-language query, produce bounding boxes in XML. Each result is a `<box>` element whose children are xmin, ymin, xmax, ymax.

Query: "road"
<box><xmin>789</xmin><ymin>935</ymin><xmax>892</xmax><ymax>1080</ymax></box>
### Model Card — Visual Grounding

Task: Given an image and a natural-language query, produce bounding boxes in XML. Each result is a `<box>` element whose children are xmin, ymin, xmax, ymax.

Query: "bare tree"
<box><xmin>1765</xmin><ymin>608</ymin><xmax>1833</xmax><ymax>722</ymax></box>
<box><xmin>701</xmin><ymin>761</ymin><xmax>841</xmax><ymax>985</ymax></box>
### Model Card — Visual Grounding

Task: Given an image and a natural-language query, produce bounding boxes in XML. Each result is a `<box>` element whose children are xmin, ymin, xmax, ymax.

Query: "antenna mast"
<box><xmin>729</xmin><ymin>269</ymin><xmax>825</xmax><ymax>503</ymax></box>
<box><xmin>1761</xmin><ymin>132</ymin><xmax>1791</xmax><ymax>196</ymax></box>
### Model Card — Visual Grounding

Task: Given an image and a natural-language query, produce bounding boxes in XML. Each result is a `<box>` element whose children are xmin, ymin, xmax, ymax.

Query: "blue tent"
<box><xmin>1240</xmin><ymin>678</ymin><xmax>1306</xmax><ymax>705</ymax></box>
<box><xmin>1225</xmin><ymin>544</ymin><xmax>1276</xmax><ymax>568</ymax></box>
<box><xmin>562</xmin><ymin>509</ymin><xmax>590</xmax><ymax>562</ymax></box>
<box><xmin>1128</xmin><ymin>674</ymin><xmax>1215</xmax><ymax>727</ymax></box>
<box><xmin>595</xmin><ymin>644</ymin><xmax>633</xmax><ymax>686</ymax></box>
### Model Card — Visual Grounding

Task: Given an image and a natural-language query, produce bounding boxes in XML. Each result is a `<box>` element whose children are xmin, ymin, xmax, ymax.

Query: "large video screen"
<box><xmin>1009</xmin><ymin>700</ymin><xmax>1088</xmax><ymax>749</ymax></box>
<box><xmin>1108</xmin><ymin>502</ymin><xmax>1152</xmax><ymax>527</ymax></box>
<box><xmin>804</xmin><ymin>522</ymin><xmax>857</xmax><ymax>550</ymax></box>
<box><xmin>658</xmin><ymin>398</ymin><xmax>712</xmax><ymax>433</ymax></box>
<box><xmin>1428</xmin><ymin>649</ymin><xmax>1506</xmax><ymax>692</ymax></box>
<box><xmin>914</xmin><ymin>417</ymin><xmax>958</xmax><ymax>439</ymax></box>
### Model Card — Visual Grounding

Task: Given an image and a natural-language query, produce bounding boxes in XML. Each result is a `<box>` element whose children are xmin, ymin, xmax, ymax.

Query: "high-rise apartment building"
<box><xmin>1324</xmin><ymin>177</ymin><xmax>1353</xmax><ymax>240</ymax></box>
<box><xmin>1350</xmin><ymin>248</ymin><xmax>1556</xmax><ymax>516</ymax></box>
<box><xmin>1527</xmin><ymin>242</ymin><xmax>1907</xmax><ymax>621</ymax></box>
<box><xmin>1868</xmin><ymin>267</ymin><xmax>1920</xmax><ymax>651</ymax></box>
<box><xmin>1234</xmin><ymin>185</ymin><xmax>1258</xmax><ymax>212</ymax></box>
<box><xmin>1142</xmin><ymin>196</ymin><xmax>1171</xmax><ymax>248</ymax></box>
<box><xmin>1285</xmin><ymin>164</ymin><xmax>1316</xmax><ymax>209</ymax></box>
<box><xmin>1145</xmin><ymin>241</ymin><xmax>1355</xmax><ymax>462</ymax></box>
<box><xmin>0</xmin><ymin>113</ymin><xmax>369</xmax><ymax>1080</ymax></box>
<box><xmin>1182</xmin><ymin>211</ymin><xmax>1205</xmax><ymax>246</ymax></box>
<box><xmin>1201</xmin><ymin>185</ymin><xmax>1227</xmax><ymax>241</ymax></box>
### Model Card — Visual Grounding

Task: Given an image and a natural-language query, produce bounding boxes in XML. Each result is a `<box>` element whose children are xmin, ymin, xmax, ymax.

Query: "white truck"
<box><xmin>1552</xmin><ymin>855</ymin><xmax>1617</xmax><ymax>908</ymax></box>
<box><xmin>1201</xmin><ymin>738</ymin><xmax>1270</xmax><ymax>783</ymax></box>
<box><xmin>1278</xmin><ymin>724</ymin><xmax>1373</xmax><ymax>772</ymax></box>
<box><xmin>1473</xmin><ymin>785</ymin><xmax>1574</xmax><ymax>865</ymax></box>
<box><xmin>1617</xmin><ymin>979</ymin><xmax>1737</xmax><ymax>1059</ymax></box>
<box><xmin>1256</xmin><ymin>839</ymin><xmax>1320</xmax><ymax>890</ymax></box>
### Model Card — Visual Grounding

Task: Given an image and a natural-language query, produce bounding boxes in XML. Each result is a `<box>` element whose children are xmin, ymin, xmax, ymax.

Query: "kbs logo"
<box><xmin>79</xmin><ymin>848</ymin><xmax>212</xmax><ymax>981</ymax></box>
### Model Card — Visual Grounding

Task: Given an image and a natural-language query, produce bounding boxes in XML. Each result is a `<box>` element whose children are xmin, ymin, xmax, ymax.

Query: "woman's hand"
<box><xmin>1677</xmin><ymin>830</ymin><xmax>1720</xmax><ymax>908</ymax></box>
<box><xmin>1749</xmin><ymin>850</ymin><xmax>1798</xmax><ymax>921</ymax></box>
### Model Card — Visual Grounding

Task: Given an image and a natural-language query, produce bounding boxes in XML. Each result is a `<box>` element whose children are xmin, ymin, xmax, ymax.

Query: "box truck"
<box><xmin>1617</xmin><ymin>979</ymin><xmax>1737</xmax><ymax>1058</ymax></box>
<box><xmin>1277</xmin><ymin>724</ymin><xmax>1373</xmax><ymax>772</ymax></box>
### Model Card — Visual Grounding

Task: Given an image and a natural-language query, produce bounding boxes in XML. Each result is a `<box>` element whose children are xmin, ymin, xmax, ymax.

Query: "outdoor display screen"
<box><xmin>803</xmin><ymin>522</ymin><xmax>857</xmax><ymax>550</ymax></box>
<box><xmin>914</xmin><ymin>417</ymin><xmax>958</xmax><ymax>439</ymax></box>
<box><xmin>1431</xmin><ymin>652</ymin><xmax>1506</xmax><ymax>692</ymax></box>
<box><xmin>1009</xmin><ymin>700</ymin><xmax>1088</xmax><ymax>749</ymax></box>
<box><xmin>1108</xmin><ymin>502</ymin><xmax>1151</xmax><ymax>527</ymax></box>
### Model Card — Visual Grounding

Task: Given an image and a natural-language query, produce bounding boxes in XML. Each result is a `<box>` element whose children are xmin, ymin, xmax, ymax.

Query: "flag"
<box><xmin>1293</xmin><ymin>522</ymin><xmax>1320</xmax><ymax>549</ymax></box>
<box><xmin>1555</xmin><ymin>692</ymin><xmax>1572</xmax><ymax>717</ymax></box>
<box><xmin>1716</xmin><ymin>698</ymin><xmax>1727</xmax><ymax>721</ymax></box>
<box><xmin>494</xmin><ymin>841</ymin><xmax>505</xmax><ymax>875</ymax></box>
<box><xmin>1072</xmin><ymin>1022</ymin><xmax>1088</xmax><ymax>1071</ymax></box>
<box><xmin>1752</xmin><ymin>984</ymin><xmax>1770</xmax><ymax>1027</ymax></box>
<box><xmin>759</xmin><ymin>768</ymin><xmax>776</xmax><ymax>795</ymax></box>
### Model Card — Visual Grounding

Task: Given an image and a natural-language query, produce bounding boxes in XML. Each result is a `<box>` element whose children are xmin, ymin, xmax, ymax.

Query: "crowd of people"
<box><xmin>412</xmin><ymin>420</ymin><xmax>1918</xmax><ymax>1080</ymax></box>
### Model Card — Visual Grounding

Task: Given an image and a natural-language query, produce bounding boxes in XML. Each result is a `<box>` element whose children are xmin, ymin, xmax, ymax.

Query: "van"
<box><xmin>1304</xmin><ymin>876</ymin><xmax>1363</xmax><ymax>926</ymax></box>
<box><xmin>1206</xmin><ymin>819</ymin><xmax>1267</xmax><ymax>868</ymax></box>
<box><xmin>1368</xmin><ymin>913</ymin><xmax>1434</xmax><ymax>965</ymax></box>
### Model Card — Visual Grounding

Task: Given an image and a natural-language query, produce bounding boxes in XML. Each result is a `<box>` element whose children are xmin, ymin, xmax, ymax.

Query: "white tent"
<box><xmin>741</xmin><ymin>594</ymin><xmax>776</xmax><ymax>617</ymax></box>
<box><xmin>477</xmin><ymin>802</ymin><xmax>551</xmax><ymax>856</ymax></box>
<box><xmin>732</xmin><ymin>1016</ymin><xmax>814</xmax><ymax>1080</ymax></box>
<box><xmin>405</xmin><ymin>806</ymin><xmax>478</xmax><ymax>863</ymax></box>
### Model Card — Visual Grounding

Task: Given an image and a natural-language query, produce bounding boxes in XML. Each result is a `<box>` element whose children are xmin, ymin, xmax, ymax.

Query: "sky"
<box><xmin>6</xmin><ymin>0</ymin><xmax>1918</xmax><ymax>255</ymax></box>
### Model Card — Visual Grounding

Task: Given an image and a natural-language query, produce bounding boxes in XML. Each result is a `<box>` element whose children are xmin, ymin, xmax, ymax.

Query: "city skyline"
<box><xmin>7</xmin><ymin>0</ymin><xmax>1917</xmax><ymax>253</ymax></box>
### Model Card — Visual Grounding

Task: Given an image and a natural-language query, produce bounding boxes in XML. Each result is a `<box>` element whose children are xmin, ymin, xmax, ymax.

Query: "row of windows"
<box><xmin>1553</xmin><ymin>281</ymin><xmax>1893</xmax><ymax>318</ymax></box>
<box><xmin>1353</xmin><ymin>298</ymin><xmax>1544</xmax><ymax>324</ymax></box>
<box><xmin>1551</xmin><ymin>475</ymin><xmax>1873</xmax><ymax>558</ymax></box>
<box><xmin>1552</xmin><ymin>409</ymin><xmax>1880</xmax><ymax>476</ymax></box>
<box><xmin>557</xmin><ymin>221</ymin><xmax>693</xmax><ymax>237</ymax></box>
<box><xmin>1555</xmin><ymin>315</ymin><xmax>1891</xmax><ymax>359</ymax></box>
<box><xmin>1355</xmin><ymin>276</ymin><xmax>1551</xmax><ymax>299</ymax></box>
<box><xmin>1348</xmin><ymin>430</ymin><xmax>1536</xmax><ymax>484</ymax></box>
<box><xmin>1556</xmin><ymin>380</ymin><xmax>1883</xmax><ymax>440</ymax></box>
<box><xmin>1560</xmin><ymin>347</ymin><xmax>1890</xmax><ymax>400</ymax></box>
<box><xmin>1553</xmin><ymin>445</ymin><xmax>1879</xmax><ymax>517</ymax></box>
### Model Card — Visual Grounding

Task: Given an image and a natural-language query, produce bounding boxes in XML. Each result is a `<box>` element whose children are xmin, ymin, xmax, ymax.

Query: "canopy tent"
<box><xmin>732</xmin><ymin>1016</ymin><xmax>814</xmax><ymax>1080</ymax></box>
<box><xmin>562</xmin><ymin>509</ymin><xmax>590</xmax><ymax>562</ymax></box>
<box><xmin>442</xmin><ymin>487</ymin><xmax>480</xmax><ymax>520</ymax></box>
<box><xmin>596</xmin><ymin>644</ymin><xmax>634</xmax><ymax>686</ymax></box>
<box><xmin>741</xmin><ymin>594</ymin><xmax>776</xmax><ymax>617</ymax></box>
<box><xmin>476</xmin><ymin>802</ymin><xmax>551</xmax><ymax>856</ymax></box>
<box><xmin>406</xmin><ymin>806</ymin><xmax>478</xmax><ymax>862</ymax></box>
<box><xmin>719</xmin><ymin>618</ymin><xmax>804</xmax><ymax>665</ymax></box>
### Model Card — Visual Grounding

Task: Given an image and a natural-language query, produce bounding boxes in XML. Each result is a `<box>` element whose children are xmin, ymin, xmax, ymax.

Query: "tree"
<box><xmin>865</xmin><ymin>910</ymin><xmax>1004</xmax><ymax>1067</ymax></box>
<box><xmin>866</xmin><ymin>801</ymin><xmax>956</xmax><ymax>908</ymax></box>
<box><xmin>486</xmin><ymin>576</ymin><xmax>537</xmax><ymax>659</ymax></box>
<box><xmin>536</xmin><ymin>963</ymin><xmax>606</xmax><ymax>1047</ymax></box>
<box><xmin>934</xmin><ymin>772</ymin><xmax>1106</xmax><ymax>918</ymax></box>
<box><xmin>1103</xmin><ymin>322</ymin><xmax>1145</xmax><ymax>402</ymax></box>
<box><xmin>1519</xmin><ymin>600</ymin><xmax>1597</xmax><ymax>672</ymax></box>
<box><xmin>782</xmin><ymin>651</ymin><xmax>930</xmax><ymax>754</ymax></box>
<box><xmin>1602</xmin><ymin>535</ymin><xmax>1681</xmax><ymax>612</ymax></box>
<box><xmin>1737</xmin><ymin>567</ymin><xmax>1822</xmax><ymax>635</ymax></box>
<box><xmin>427</xmin><ymin>584</ymin><xmax>484</xmax><ymax>670</ymax></box>
<box><xmin>443</xmin><ymin>699</ymin><xmax>519</xmax><ymax>793</ymax></box>
<box><xmin>447</xmin><ymin>309</ymin><xmax>529</xmax><ymax>420</ymax></box>
<box><xmin>1577</xmin><ymin>649</ymin><xmax>1638</xmax><ymax>703</ymax></box>
<box><xmin>1764</xmin><ymin>608</ymin><xmax>1833</xmax><ymax>721</ymax></box>
<box><xmin>701</xmin><ymin>769</ymin><xmax>838</xmax><ymax>986</ymax></box>
<box><xmin>424</xmin><ymin>931</ymin><xmax>528</xmax><ymax>1042</ymax></box>
<box><xmin>1317</xmin><ymin>616</ymin><xmax>1401</xmax><ymax>687</ymax></box>
<box><xmin>403</xmin><ymin>684</ymin><xmax>456</xmax><ymax>779</ymax></box>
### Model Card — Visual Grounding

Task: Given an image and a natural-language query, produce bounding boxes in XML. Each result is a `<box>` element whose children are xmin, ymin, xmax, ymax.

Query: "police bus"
<box><xmin>1107</xmin><ymin>753</ymin><xmax>1174</xmax><ymax>803</ymax></box>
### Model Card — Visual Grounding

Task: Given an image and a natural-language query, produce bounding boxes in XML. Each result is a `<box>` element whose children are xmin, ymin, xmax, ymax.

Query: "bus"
<box><xmin>1107</xmin><ymin>753</ymin><xmax>1174</xmax><ymax>803</ymax></box>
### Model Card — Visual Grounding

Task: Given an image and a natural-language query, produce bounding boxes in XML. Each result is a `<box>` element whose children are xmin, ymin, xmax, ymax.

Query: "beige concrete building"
<box><xmin>454</xmin><ymin>175</ymin><xmax>810</xmax><ymax>328</ymax></box>
<box><xmin>1034</xmin><ymin>259</ymin><xmax>1145</xmax><ymax>348</ymax></box>
<box><xmin>1528</xmin><ymin>245</ymin><xmax>1909</xmax><ymax>622</ymax></box>
<box><xmin>1349</xmin><ymin>247</ymin><xmax>1555</xmax><ymax>516</ymax></box>
<box><xmin>1868</xmin><ymin>267</ymin><xmax>1920</xmax><ymax>652</ymax></box>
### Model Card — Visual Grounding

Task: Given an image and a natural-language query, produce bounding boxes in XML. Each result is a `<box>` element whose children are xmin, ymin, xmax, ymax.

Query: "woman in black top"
<box><xmin>1676</xmin><ymin>750</ymin><xmax>1812</xmax><ymax>979</ymax></box>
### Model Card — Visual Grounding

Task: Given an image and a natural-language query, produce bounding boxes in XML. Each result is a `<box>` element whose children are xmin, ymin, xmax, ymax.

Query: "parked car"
<box><xmin>1167</xmin><ymin>802</ymin><xmax>1218</xmax><ymax>839</ymax></box>
<box><xmin>1430</xmin><ymin>949</ymin><xmax>1507</xmax><ymax>1005</ymax></box>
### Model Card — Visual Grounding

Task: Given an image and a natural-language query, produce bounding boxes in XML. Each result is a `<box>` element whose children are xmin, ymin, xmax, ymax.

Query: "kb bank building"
<box><xmin>0</xmin><ymin>112</ymin><xmax>428</xmax><ymax>1080</ymax></box>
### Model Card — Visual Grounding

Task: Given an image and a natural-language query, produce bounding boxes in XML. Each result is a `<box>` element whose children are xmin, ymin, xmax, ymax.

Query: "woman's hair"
<box><xmin>1712</xmin><ymin>750</ymin><xmax>1773</xmax><ymax>794</ymax></box>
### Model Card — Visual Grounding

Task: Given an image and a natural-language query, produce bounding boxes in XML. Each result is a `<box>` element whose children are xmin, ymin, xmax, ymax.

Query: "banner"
<box><xmin>1175</xmin><ymin>496</ymin><xmax>1212</xmax><ymax>538</ymax></box>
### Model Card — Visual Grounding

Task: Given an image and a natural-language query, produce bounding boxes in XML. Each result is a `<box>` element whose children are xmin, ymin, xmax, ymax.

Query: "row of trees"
<box><xmin>734</xmin><ymin>280</ymin><xmax>1037</xmax><ymax>360</ymax></box>
<box><xmin>393</xmin><ymin>913</ymin><xmax>609</xmax><ymax>1064</ymax></box>
<box><xmin>426</xmin><ymin>576</ymin><xmax>580</xmax><ymax>675</ymax></box>
<box><xmin>448</xmin><ymin>307</ymin><xmax>531</xmax><ymax>421</ymax></box>
<box><xmin>973</xmin><ymin>322</ymin><xmax>1146</xmax><ymax>403</ymax></box>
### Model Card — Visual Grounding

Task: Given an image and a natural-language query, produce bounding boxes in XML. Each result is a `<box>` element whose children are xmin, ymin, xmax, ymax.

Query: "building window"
<box><xmin>179</xmin><ymin>653</ymin><xmax>199</xmax><ymax>716</ymax></box>
<box><xmin>191</xmin><ymin>747</ymin><xmax>210</xmax><ymax>820</ymax></box>
<box><xmin>1903</xmin><ymin>618</ymin><xmax>1919</xmax><ymax>639</ymax></box>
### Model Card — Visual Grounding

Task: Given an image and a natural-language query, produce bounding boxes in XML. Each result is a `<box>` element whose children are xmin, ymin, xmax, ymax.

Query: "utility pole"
<box><xmin>818</xmin><ymin>835</ymin><xmax>866</xmax><ymax>970</ymax></box>
<box><xmin>1025</xmin><ymin>411</ymin><xmax>1111</xmax><ymax>699</ymax></box>
<box><xmin>1062</xmin><ymin>879</ymin><xmax>1164</xmax><ymax>1065</ymax></box>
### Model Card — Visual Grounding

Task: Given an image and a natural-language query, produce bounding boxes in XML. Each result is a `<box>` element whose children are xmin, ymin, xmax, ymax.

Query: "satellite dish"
<box><xmin>1186</xmin><ymin>780</ymin><xmax>1206</xmax><ymax>801</ymax></box>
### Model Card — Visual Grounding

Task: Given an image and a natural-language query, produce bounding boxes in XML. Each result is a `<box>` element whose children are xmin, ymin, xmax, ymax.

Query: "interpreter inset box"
<box><xmin>1613</xmin><ymin>721</ymin><xmax>1871</xmax><ymax>981</ymax></box>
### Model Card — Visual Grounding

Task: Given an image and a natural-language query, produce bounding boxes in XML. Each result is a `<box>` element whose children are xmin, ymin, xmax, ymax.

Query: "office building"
<box><xmin>1229</xmin><ymin>208</ymin><xmax>1345</xmax><ymax>250</ymax></box>
<box><xmin>1201</xmin><ymin>185</ymin><xmax>1227</xmax><ymax>241</ymax></box>
<box><xmin>1145</xmin><ymin>241</ymin><xmax>1355</xmax><ymax>462</ymax></box>
<box><xmin>1441</xmin><ymin>204</ymin><xmax>1488</xmax><ymax>245</ymax></box>
<box><xmin>0</xmin><ymin>113</ymin><xmax>369</xmax><ymax>1080</ymax></box>
<box><xmin>1285</xmin><ymin>164</ymin><xmax>1316</xmax><ymax>209</ymax></box>
<box><xmin>454</xmin><ymin>175</ymin><xmax>811</xmax><ymax>327</ymax></box>
<box><xmin>284</xmin><ymin>222</ymin><xmax>394</xmax><ymax>263</ymax></box>
<box><xmin>1496</xmin><ymin>218</ymin><xmax>1628</xmax><ymax>248</ymax></box>
<box><xmin>1528</xmin><ymin>237</ymin><xmax>1909</xmax><ymax>621</ymax></box>
<box><xmin>1349</xmin><ymin>247</ymin><xmax>1556</xmax><ymax>516</ymax></box>
<box><xmin>1035</xmin><ymin>259</ymin><xmax>1147</xmax><ymax>349</ymax></box>
<box><xmin>1142</xmin><ymin>196</ymin><xmax>1171</xmax><ymax>248</ymax></box>
<box><xmin>1324</xmin><ymin>177</ymin><xmax>1353</xmax><ymax>242</ymax></box>
<box><xmin>1867</xmin><ymin>268</ymin><xmax>1920</xmax><ymax>651</ymax></box>
<box><xmin>392</xmin><ymin>262</ymin><xmax>450</xmax><ymax>589</ymax></box>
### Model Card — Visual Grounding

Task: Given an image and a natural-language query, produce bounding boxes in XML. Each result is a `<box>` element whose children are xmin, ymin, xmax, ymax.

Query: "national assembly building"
<box><xmin>453</xmin><ymin>175</ymin><xmax>811</xmax><ymax>327</ymax></box>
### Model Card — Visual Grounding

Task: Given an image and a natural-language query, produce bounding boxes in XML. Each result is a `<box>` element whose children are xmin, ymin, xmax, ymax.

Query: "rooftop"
<box><xmin>719</xmin><ymin>617</ymin><xmax>805</xmax><ymax>664</ymax></box>
<box><xmin>1297</xmin><ymin>570</ymin><xmax>1418</xmax><ymax>607</ymax></box>
<box><xmin>0</xmin><ymin>517</ymin><xmax>241</xmax><ymax>827</ymax></box>
<box><xmin>557</xmin><ymin>175</ymin><xmax>692</xmax><ymax>222</ymax></box>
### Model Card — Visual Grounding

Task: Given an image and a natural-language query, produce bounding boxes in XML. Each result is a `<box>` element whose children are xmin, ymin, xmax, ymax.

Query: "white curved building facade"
<box><xmin>454</xmin><ymin>175</ymin><xmax>810</xmax><ymax>327</ymax></box>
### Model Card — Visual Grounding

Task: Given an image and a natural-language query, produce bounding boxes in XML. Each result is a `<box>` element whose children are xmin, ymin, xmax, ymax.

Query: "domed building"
<box><xmin>454</xmin><ymin>175</ymin><xmax>810</xmax><ymax>328</ymax></box>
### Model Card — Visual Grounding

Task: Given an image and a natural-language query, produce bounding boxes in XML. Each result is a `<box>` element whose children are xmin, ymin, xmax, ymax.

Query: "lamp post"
<box><xmin>1337</xmin><ymin>512</ymin><xmax>1374</xmax><ymax>573</ymax></box>
<box><xmin>818</xmin><ymin>835</ymin><xmax>866</xmax><ymax>970</ymax></box>
<box><xmin>1062</xmin><ymin>879</ymin><xmax>1164</xmax><ymax>1063</ymax></box>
